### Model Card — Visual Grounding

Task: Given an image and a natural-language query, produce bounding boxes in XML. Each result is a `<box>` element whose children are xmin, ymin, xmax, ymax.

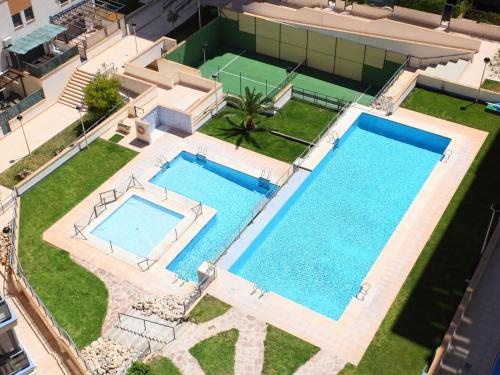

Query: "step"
<box><xmin>59</xmin><ymin>96</ymin><xmax>86</xmax><ymax>107</ymax></box>
<box><xmin>71</xmin><ymin>76</ymin><xmax>91</xmax><ymax>85</ymax></box>
<box><xmin>61</xmin><ymin>91</ymin><xmax>83</xmax><ymax>101</ymax></box>
<box><xmin>59</xmin><ymin>98</ymin><xmax>86</xmax><ymax>109</ymax></box>
<box><xmin>65</xmin><ymin>85</ymin><xmax>84</xmax><ymax>95</ymax></box>
<box><xmin>67</xmin><ymin>79</ymin><xmax>88</xmax><ymax>88</ymax></box>
<box><xmin>75</xmin><ymin>70</ymin><xmax>94</xmax><ymax>79</ymax></box>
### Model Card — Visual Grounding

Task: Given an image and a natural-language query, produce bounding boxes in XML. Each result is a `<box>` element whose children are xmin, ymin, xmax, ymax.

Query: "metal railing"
<box><xmin>8</xmin><ymin>193</ymin><xmax>93</xmax><ymax>373</ymax></box>
<box><xmin>0</xmin><ymin>90</ymin><xmax>45</xmax><ymax>132</ymax></box>
<box><xmin>23</xmin><ymin>46</ymin><xmax>79</xmax><ymax>78</ymax></box>
<box><xmin>116</xmin><ymin>312</ymin><xmax>176</xmax><ymax>342</ymax></box>
<box><xmin>292</xmin><ymin>86</ymin><xmax>351</xmax><ymax>111</ymax></box>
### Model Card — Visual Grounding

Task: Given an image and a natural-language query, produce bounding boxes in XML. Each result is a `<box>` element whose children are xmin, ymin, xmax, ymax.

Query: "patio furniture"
<box><xmin>117</xmin><ymin>122</ymin><xmax>131</xmax><ymax>135</ymax></box>
<box><xmin>485</xmin><ymin>102</ymin><xmax>500</xmax><ymax>114</ymax></box>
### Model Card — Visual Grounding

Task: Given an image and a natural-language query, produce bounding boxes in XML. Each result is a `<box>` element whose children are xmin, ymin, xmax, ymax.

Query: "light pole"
<box><xmin>197</xmin><ymin>0</ymin><xmax>202</xmax><ymax>30</ymax></box>
<box><xmin>131</xmin><ymin>22</ymin><xmax>138</xmax><ymax>54</ymax></box>
<box><xmin>76</xmin><ymin>104</ymin><xmax>88</xmax><ymax>149</ymax></box>
<box><xmin>202</xmin><ymin>43</ymin><xmax>208</xmax><ymax>64</ymax></box>
<box><xmin>476</xmin><ymin>56</ymin><xmax>490</xmax><ymax>103</ymax></box>
<box><xmin>16</xmin><ymin>115</ymin><xmax>31</xmax><ymax>156</ymax></box>
<box><xmin>212</xmin><ymin>72</ymin><xmax>218</xmax><ymax>112</ymax></box>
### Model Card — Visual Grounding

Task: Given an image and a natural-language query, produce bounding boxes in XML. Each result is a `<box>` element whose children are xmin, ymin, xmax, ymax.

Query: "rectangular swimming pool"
<box><xmin>150</xmin><ymin>151</ymin><xmax>275</xmax><ymax>280</ymax></box>
<box><xmin>230</xmin><ymin>113</ymin><xmax>451</xmax><ymax>320</ymax></box>
<box><xmin>91</xmin><ymin>195</ymin><xmax>184</xmax><ymax>258</ymax></box>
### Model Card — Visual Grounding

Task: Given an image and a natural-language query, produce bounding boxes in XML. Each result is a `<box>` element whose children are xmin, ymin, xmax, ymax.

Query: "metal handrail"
<box><xmin>117</xmin><ymin>312</ymin><xmax>176</xmax><ymax>339</ymax></box>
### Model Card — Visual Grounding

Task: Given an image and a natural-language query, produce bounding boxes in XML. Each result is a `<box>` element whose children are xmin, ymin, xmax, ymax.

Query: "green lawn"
<box><xmin>149</xmin><ymin>357</ymin><xmax>182</xmax><ymax>375</ymax></box>
<box><xmin>19</xmin><ymin>139</ymin><xmax>137</xmax><ymax>348</ymax></box>
<box><xmin>189</xmin><ymin>329</ymin><xmax>239</xmax><ymax>375</ymax></box>
<box><xmin>482</xmin><ymin>79</ymin><xmax>500</xmax><ymax>93</ymax></box>
<box><xmin>199</xmin><ymin>100</ymin><xmax>337</xmax><ymax>163</ymax></box>
<box><xmin>262</xmin><ymin>325</ymin><xmax>319</xmax><ymax>375</ymax></box>
<box><xmin>340</xmin><ymin>88</ymin><xmax>500</xmax><ymax>374</ymax></box>
<box><xmin>189</xmin><ymin>295</ymin><xmax>231</xmax><ymax>324</ymax></box>
<box><xmin>0</xmin><ymin>109</ymin><xmax>118</xmax><ymax>189</ymax></box>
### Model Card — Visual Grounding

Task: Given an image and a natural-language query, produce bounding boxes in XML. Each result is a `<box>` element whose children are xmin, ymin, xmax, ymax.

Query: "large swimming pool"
<box><xmin>150</xmin><ymin>152</ymin><xmax>274</xmax><ymax>280</ymax></box>
<box><xmin>230</xmin><ymin>113</ymin><xmax>450</xmax><ymax>320</ymax></box>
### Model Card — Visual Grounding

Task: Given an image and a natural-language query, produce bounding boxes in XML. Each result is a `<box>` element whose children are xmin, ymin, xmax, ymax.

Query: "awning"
<box><xmin>7</xmin><ymin>24</ymin><xmax>68</xmax><ymax>55</ymax></box>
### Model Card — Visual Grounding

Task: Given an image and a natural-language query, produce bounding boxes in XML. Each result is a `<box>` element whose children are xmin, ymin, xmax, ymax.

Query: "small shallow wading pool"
<box><xmin>91</xmin><ymin>195</ymin><xmax>184</xmax><ymax>258</ymax></box>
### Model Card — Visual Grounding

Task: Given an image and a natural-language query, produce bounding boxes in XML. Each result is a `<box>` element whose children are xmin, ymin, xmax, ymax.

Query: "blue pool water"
<box><xmin>91</xmin><ymin>195</ymin><xmax>184</xmax><ymax>258</ymax></box>
<box><xmin>150</xmin><ymin>152</ymin><xmax>274</xmax><ymax>280</ymax></box>
<box><xmin>230</xmin><ymin>113</ymin><xmax>450</xmax><ymax>320</ymax></box>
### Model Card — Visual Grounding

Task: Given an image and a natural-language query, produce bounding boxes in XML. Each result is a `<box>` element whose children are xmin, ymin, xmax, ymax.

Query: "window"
<box><xmin>59</xmin><ymin>0</ymin><xmax>69</xmax><ymax>5</ymax></box>
<box><xmin>24</xmin><ymin>7</ymin><xmax>34</xmax><ymax>22</ymax></box>
<box><xmin>11</xmin><ymin>12</ymin><xmax>22</xmax><ymax>28</ymax></box>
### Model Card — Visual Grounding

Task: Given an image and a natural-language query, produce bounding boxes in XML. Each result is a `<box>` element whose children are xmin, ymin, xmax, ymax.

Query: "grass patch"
<box><xmin>262</xmin><ymin>325</ymin><xmax>319</xmax><ymax>375</ymax></box>
<box><xmin>0</xmin><ymin>107</ymin><xmax>123</xmax><ymax>189</ymax></box>
<box><xmin>482</xmin><ymin>79</ymin><xmax>500</xmax><ymax>93</ymax></box>
<box><xmin>109</xmin><ymin>133</ymin><xmax>125</xmax><ymax>143</ymax></box>
<box><xmin>189</xmin><ymin>329</ymin><xmax>239</xmax><ymax>375</ymax></box>
<box><xmin>199</xmin><ymin>100</ymin><xmax>337</xmax><ymax>163</ymax></box>
<box><xmin>149</xmin><ymin>357</ymin><xmax>182</xmax><ymax>375</ymax></box>
<box><xmin>19</xmin><ymin>139</ymin><xmax>137</xmax><ymax>348</ymax></box>
<box><xmin>189</xmin><ymin>295</ymin><xmax>231</xmax><ymax>324</ymax></box>
<box><xmin>340</xmin><ymin>88</ymin><xmax>499</xmax><ymax>374</ymax></box>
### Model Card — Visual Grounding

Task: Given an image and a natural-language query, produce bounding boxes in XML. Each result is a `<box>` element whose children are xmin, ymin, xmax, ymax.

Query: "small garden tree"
<box><xmin>227</xmin><ymin>87</ymin><xmax>270</xmax><ymax>130</ymax></box>
<box><xmin>127</xmin><ymin>361</ymin><xmax>153</xmax><ymax>375</ymax></box>
<box><xmin>83</xmin><ymin>75</ymin><xmax>121</xmax><ymax>115</ymax></box>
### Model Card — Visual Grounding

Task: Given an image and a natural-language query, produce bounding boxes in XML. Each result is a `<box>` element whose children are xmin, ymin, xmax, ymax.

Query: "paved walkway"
<box><xmin>435</xmin><ymin>223</ymin><xmax>500</xmax><ymax>375</ymax></box>
<box><xmin>0</xmin><ymin>103</ymin><xmax>80</xmax><ymax>174</ymax></box>
<box><xmin>160</xmin><ymin>305</ymin><xmax>344</xmax><ymax>375</ymax></box>
<box><xmin>0</xmin><ymin>272</ymin><xmax>70</xmax><ymax>374</ymax></box>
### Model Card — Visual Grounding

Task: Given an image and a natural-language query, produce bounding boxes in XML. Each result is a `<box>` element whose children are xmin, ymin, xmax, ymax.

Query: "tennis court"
<box><xmin>165</xmin><ymin>12</ymin><xmax>407</xmax><ymax>108</ymax></box>
<box><xmin>199</xmin><ymin>47</ymin><xmax>375</xmax><ymax>106</ymax></box>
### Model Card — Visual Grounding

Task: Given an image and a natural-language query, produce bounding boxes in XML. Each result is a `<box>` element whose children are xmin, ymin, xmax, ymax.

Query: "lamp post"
<box><xmin>476</xmin><ymin>56</ymin><xmax>490</xmax><ymax>103</ymax></box>
<box><xmin>16</xmin><ymin>115</ymin><xmax>30</xmax><ymax>156</ymax></box>
<box><xmin>131</xmin><ymin>22</ymin><xmax>138</xmax><ymax>54</ymax></box>
<box><xmin>212</xmin><ymin>72</ymin><xmax>218</xmax><ymax>112</ymax></box>
<box><xmin>202</xmin><ymin>43</ymin><xmax>208</xmax><ymax>64</ymax></box>
<box><xmin>76</xmin><ymin>104</ymin><xmax>88</xmax><ymax>149</ymax></box>
<box><xmin>197</xmin><ymin>0</ymin><xmax>202</xmax><ymax>30</ymax></box>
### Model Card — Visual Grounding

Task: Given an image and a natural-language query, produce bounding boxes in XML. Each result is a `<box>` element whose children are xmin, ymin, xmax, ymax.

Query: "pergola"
<box><xmin>49</xmin><ymin>0</ymin><xmax>125</xmax><ymax>45</ymax></box>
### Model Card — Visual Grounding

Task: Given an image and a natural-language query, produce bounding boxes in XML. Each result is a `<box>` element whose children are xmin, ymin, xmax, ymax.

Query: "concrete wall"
<box><xmin>274</xmin><ymin>84</ymin><xmax>293</xmax><ymax>109</ymax></box>
<box><xmin>124</xmin><ymin>62</ymin><xmax>176</xmax><ymax>88</ymax></box>
<box><xmin>449</xmin><ymin>18</ymin><xmax>500</xmax><ymax>41</ymax></box>
<box><xmin>84</xmin><ymin>30</ymin><xmax>124</xmax><ymax>61</ymax></box>
<box><xmin>242</xmin><ymin>3</ymin><xmax>480</xmax><ymax>56</ymax></box>
<box><xmin>126</xmin><ymin>37</ymin><xmax>177</xmax><ymax>68</ymax></box>
<box><xmin>417</xmin><ymin>74</ymin><xmax>500</xmax><ymax>103</ymax></box>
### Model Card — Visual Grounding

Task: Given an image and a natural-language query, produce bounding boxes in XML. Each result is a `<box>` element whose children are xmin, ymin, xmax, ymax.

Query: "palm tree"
<box><xmin>226</xmin><ymin>87</ymin><xmax>270</xmax><ymax>130</ymax></box>
<box><xmin>167</xmin><ymin>10</ymin><xmax>180</xmax><ymax>31</ymax></box>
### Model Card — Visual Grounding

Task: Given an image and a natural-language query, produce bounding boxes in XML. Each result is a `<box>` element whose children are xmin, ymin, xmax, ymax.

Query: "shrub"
<box><xmin>127</xmin><ymin>362</ymin><xmax>153</xmax><ymax>375</ymax></box>
<box><xmin>83</xmin><ymin>75</ymin><xmax>121</xmax><ymax>115</ymax></box>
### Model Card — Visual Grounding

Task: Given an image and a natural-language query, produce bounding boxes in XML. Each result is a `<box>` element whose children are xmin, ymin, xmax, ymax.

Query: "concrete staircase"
<box><xmin>418</xmin><ymin>59</ymin><xmax>470</xmax><ymax>81</ymax></box>
<box><xmin>104</xmin><ymin>310</ymin><xmax>186</xmax><ymax>356</ymax></box>
<box><xmin>58</xmin><ymin>69</ymin><xmax>94</xmax><ymax>110</ymax></box>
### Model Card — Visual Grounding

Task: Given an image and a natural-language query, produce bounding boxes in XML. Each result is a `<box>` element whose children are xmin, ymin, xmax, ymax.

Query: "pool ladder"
<box><xmin>355</xmin><ymin>282</ymin><xmax>371</xmax><ymax>301</ymax></box>
<box><xmin>251</xmin><ymin>283</ymin><xmax>268</xmax><ymax>299</ymax></box>
<box><xmin>197</xmin><ymin>145</ymin><xmax>208</xmax><ymax>160</ymax></box>
<box><xmin>441</xmin><ymin>149</ymin><xmax>452</xmax><ymax>163</ymax></box>
<box><xmin>155</xmin><ymin>154</ymin><xmax>169</xmax><ymax>169</ymax></box>
<box><xmin>327</xmin><ymin>130</ymin><xmax>339</xmax><ymax>148</ymax></box>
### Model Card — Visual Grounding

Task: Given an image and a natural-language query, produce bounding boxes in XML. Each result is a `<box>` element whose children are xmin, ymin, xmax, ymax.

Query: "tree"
<box><xmin>167</xmin><ymin>10</ymin><xmax>180</xmax><ymax>31</ymax></box>
<box><xmin>83</xmin><ymin>75</ymin><xmax>121</xmax><ymax>115</ymax></box>
<box><xmin>226</xmin><ymin>87</ymin><xmax>271</xmax><ymax>130</ymax></box>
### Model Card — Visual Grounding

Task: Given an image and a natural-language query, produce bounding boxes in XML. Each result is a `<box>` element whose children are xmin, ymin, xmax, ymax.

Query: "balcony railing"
<box><xmin>0</xmin><ymin>90</ymin><xmax>45</xmax><ymax>134</ymax></box>
<box><xmin>0</xmin><ymin>297</ymin><xmax>12</xmax><ymax>324</ymax></box>
<box><xmin>23</xmin><ymin>45</ymin><xmax>79</xmax><ymax>78</ymax></box>
<box><xmin>0</xmin><ymin>349</ymin><xmax>33</xmax><ymax>375</ymax></box>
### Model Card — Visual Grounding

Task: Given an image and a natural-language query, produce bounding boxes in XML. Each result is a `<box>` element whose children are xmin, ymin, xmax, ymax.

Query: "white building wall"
<box><xmin>0</xmin><ymin>0</ymin><xmax>77</xmax><ymax>70</ymax></box>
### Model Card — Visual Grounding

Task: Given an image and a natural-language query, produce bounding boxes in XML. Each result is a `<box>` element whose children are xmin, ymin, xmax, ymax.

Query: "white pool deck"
<box><xmin>44</xmin><ymin>103</ymin><xmax>486</xmax><ymax>366</ymax></box>
<box><xmin>207</xmin><ymin>105</ymin><xmax>487</xmax><ymax>365</ymax></box>
<box><xmin>43</xmin><ymin>129</ymin><xmax>290</xmax><ymax>296</ymax></box>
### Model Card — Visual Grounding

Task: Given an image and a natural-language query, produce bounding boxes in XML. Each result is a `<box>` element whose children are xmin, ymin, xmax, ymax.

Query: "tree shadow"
<box><xmin>391</xmin><ymin>131</ymin><xmax>500</xmax><ymax>360</ymax></box>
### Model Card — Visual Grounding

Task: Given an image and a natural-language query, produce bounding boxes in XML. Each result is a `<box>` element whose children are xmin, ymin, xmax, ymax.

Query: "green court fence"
<box><xmin>292</xmin><ymin>87</ymin><xmax>351</xmax><ymax>111</ymax></box>
<box><xmin>166</xmin><ymin>13</ymin><xmax>406</xmax><ymax>97</ymax></box>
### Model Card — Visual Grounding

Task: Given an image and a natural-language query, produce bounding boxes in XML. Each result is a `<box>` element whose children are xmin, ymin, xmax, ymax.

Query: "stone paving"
<box><xmin>72</xmin><ymin>256</ymin><xmax>150</xmax><ymax>334</ymax></box>
<box><xmin>159</xmin><ymin>306</ymin><xmax>344</xmax><ymax>375</ymax></box>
